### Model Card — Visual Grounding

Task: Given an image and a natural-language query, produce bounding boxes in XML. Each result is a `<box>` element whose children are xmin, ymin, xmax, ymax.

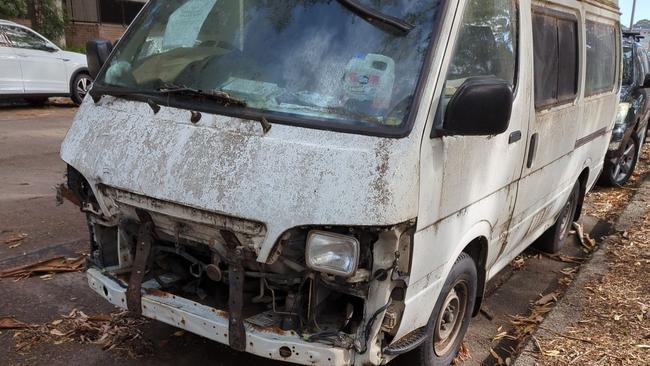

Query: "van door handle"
<box><xmin>508</xmin><ymin>130</ymin><xmax>522</xmax><ymax>144</ymax></box>
<box><xmin>527</xmin><ymin>133</ymin><xmax>539</xmax><ymax>169</ymax></box>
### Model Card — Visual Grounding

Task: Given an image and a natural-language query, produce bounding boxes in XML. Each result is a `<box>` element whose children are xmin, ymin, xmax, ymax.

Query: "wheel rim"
<box><xmin>76</xmin><ymin>76</ymin><xmax>91</xmax><ymax>99</ymax></box>
<box><xmin>434</xmin><ymin>281</ymin><xmax>468</xmax><ymax>356</ymax></box>
<box><xmin>558</xmin><ymin>187</ymin><xmax>578</xmax><ymax>241</ymax></box>
<box><xmin>612</xmin><ymin>141</ymin><xmax>636</xmax><ymax>183</ymax></box>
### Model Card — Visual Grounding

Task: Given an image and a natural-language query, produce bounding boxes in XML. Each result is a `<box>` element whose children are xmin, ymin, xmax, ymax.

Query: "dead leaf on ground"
<box><xmin>0</xmin><ymin>254</ymin><xmax>85</xmax><ymax>280</ymax></box>
<box><xmin>535</xmin><ymin>292</ymin><xmax>559</xmax><ymax>306</ymax></box>
<box><xmin>4</xmin><ymin>232</ymin><xmax>28</xmax><ymax>245</ymax></box>
<box><xmin>0</xmin><ymin>316</ymin><xmax>31</xmax><ymax>330</ymax></box>
<box><xmin>452</xmin><ymin>342</ymin><xmax>472</xmax><ymax>364</ymax></box>
<box><xmin>489</xmin><ymin>347</ymin><xmax>505</xmax><ymax>365</ymax></box>
<box><xmin>13</xmin><ymin>309</ymin><xmax>151</xmax><ymax>357</ymax></box>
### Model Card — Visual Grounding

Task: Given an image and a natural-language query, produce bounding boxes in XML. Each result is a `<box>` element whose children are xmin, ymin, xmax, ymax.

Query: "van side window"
<box><xmin>444</xmin><ymin>0</ymin><xmax>518</xmax><ymax>98</ymax></box>
<box><xmin>585</xmin><ymin>21</ymin><xmax>617</xmax><ymax>96</ymax></box>
<box><xmin>532</xmin><ymin>10</ymin><xmax>579</xmax><ymax>109</ymax></box>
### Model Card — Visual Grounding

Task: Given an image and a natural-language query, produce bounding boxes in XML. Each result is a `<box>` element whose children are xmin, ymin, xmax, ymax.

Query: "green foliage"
<box><xmin>30</xmin><ymin>0</ymin><xmax>67</xmax><ymax>43</ymax></box>
<box><xmin>64</xmin><ymin>45</ymin><xmax>86</xmax><ymax>54</ymax></box>
<box><xmin>0</xmin><ymin>0</ymin><xmax>67</xmax><ymax>44</ymax></box>
<box><xmin>0</xmin><ymin>0</ymin><xmax>27</xmax><ymax>18</ymax></box>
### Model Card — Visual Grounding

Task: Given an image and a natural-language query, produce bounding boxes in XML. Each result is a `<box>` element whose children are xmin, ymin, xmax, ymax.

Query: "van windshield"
<box><xmin>94</xmin><ymin>0</ymin><xmax>442</xmax><ymax>134</ymax></box>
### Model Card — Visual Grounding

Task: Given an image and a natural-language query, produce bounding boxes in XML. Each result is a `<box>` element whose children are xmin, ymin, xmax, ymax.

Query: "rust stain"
<box><xmin>210</xmin><ymin>308</ymin><xmax>229</xmax><ymax>318</ymax></box>
<box><xmin>144</xmin><ymin>288</ymin><xmax>172</xmax><ymax>298</ymax></box>
<box><xmin>247</xmin><ymin>323</ymin><xmax>289</xmax><ymax>336</ymax></box>
<box><xmin>371</xmin><ymin>139</ymin><xmax>392</xmax><ymax>207</ymax></box>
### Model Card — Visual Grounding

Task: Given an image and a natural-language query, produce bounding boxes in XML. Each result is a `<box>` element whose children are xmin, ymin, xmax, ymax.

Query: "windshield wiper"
<box><xmin>157</xmin><ymin>83</ymin><xmax>273</xmax><ymax>134</ymax></box>
<box><xmin>156</xmin><ymin>84</ymin><xmax>247</xmax><ymax>107</ymax></box>
<box><xmin>336</xmin><ymin>0</ymin><xmax>414</xmax><ymax>35</ymax></box>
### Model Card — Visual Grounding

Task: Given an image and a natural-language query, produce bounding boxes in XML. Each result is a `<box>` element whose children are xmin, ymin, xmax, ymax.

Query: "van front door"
<box><xmin>416</xmin><ymin>0</ymin><xmax>528</xmax><ymax>280</ymax></box>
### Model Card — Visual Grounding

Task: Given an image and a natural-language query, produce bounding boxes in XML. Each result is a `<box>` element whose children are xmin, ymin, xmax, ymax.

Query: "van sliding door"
<box><xmin>507</xmin><ymin>5</ymin><xmax>583</xmax><ymax>253</ymax></box>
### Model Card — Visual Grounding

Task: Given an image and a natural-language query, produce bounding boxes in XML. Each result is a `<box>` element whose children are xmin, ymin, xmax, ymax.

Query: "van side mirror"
<box><xmin>86</xmin><ymin>39</ymin><xmax>113</xmax><ymax>79</ymax></box>
<box><xmin>643</xmin><ymin>74</ymin><xmax>650</xmax><ymax>88</ymax></box>
<box><xmin>437</xmin><ymin>77</ymin><xmax>513</xmax><ymax>136</ymax></box>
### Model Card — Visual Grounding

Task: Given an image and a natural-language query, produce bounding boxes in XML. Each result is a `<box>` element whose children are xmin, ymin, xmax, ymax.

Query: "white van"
<box><xmin>59</xmin><ymin>0</ymin><xmax>620</xmax><ymax>365</ymax></box>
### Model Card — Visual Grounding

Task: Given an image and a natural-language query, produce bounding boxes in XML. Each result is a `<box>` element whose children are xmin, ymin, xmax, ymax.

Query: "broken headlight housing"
<box><xmin>306</xmin><ymin>230</ymin><xmax>359</xmax><ymax>277</ymax></box>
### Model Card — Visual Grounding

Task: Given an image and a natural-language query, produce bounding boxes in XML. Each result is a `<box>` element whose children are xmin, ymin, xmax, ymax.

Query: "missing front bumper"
<box><xmin>86</xmin><ymin>268</ymin><xmax>353</xmax><ymax>365</ymax></box>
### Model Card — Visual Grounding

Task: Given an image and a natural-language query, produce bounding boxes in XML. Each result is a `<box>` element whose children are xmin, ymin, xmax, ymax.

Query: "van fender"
<box><xmin>391</xmin><ymin>219</ymin><xmax>492</xmax><ymax>341</ymax></box>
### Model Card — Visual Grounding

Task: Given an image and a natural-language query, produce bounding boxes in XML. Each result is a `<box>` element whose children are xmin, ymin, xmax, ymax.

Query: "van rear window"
<box><xmin>532</xmin><ymin>9</ymin><xmax>579</xmax><ymax>110</ymax></box>
<box><xmin>585</xmin><ymin>21</ymin><xmax>617</xmax><ymax>96</ymax></box>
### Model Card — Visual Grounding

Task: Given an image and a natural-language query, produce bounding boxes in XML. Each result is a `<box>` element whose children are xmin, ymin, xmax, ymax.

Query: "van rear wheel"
<box><xmin>410</xmin><ymin>253</ymin><xmax>477</xmax><ymax>366</ymax></box>
<box><xmin>534</xmin><ymin>181</ymin><xmax>581</xmax><ymax>254</ymax></box>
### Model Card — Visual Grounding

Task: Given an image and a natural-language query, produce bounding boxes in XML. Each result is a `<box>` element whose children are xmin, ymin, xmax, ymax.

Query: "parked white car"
<box><xmin>0</xmin><ymin>19</ymin><xmax>91</xmax><ymax>105</ymax></box>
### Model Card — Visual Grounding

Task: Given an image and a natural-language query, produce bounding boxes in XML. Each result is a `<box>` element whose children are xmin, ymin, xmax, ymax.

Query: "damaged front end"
<box><xmin>61</xmin><ymin>165</ymin><xmax>416</xmax><ymax>365</ymax></box>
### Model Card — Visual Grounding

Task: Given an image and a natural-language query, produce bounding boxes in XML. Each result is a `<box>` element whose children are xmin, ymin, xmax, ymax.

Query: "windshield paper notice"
<box><xmin>163</xmin><ymin>0</ymin><xmax>218</xmax><ymax>49</ymax></box>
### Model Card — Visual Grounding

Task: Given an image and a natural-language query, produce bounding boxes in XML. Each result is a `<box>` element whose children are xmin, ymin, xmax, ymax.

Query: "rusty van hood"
<box><xmin>60</xmin><ymin>98</ymin><xmax>420</xmax><ymax>262</ymax></box>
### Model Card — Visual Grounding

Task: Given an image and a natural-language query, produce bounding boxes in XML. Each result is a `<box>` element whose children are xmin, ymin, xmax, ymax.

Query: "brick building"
<box><xmin>64</xmin><ymin>0</ymin><xmax>145</xmax><ymax>48</ymax></box>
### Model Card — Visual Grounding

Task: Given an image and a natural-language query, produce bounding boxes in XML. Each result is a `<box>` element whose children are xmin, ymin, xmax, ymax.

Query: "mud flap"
<box><xmin>126</xmin><ymin>221</ymin><xmax>154</xmax><ymax>314</ymax></box>
<box><xmin>221</xmin><ymin>230</ymin><xmax>247</xmax><ymax>351</ymax></box>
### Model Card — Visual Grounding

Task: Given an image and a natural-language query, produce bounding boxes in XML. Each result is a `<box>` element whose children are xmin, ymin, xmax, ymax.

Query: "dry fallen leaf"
<box><xmin>4</xmin><ymin>232</ymin><xmax>28</xmax><ymax>244</ymax></box>
<box><xmin>0</xmin><ymin>254</ymin><xmax>85</xmax><ymax>280</ymax></box>
<box><xmin>0</xmin><ymin>317</ymin><xmax>31</xmax><ymax>330</ymax></box>
<box><xmin>172</xmin><ymin>330</ymin><xmax>185</xmax><ymax>337</ymax></box>
<box><xmin>535</xmin><ymin>292</ymin><xmax>558</xmax><ymax>306</ymax></box>
<box><xmin>49</xmin><ymin>329</ymin><xmax>65</xmax><ymax>336</ymax></box>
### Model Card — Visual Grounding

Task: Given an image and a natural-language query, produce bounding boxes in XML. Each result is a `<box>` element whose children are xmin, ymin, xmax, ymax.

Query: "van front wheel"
<box><xmin>412</xmin><ymin>253</ymin><xmax>477</xmax><ymax>366</ymax></box>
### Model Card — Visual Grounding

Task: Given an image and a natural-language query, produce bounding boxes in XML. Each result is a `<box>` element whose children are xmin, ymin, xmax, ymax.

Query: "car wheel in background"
<box><xmin>599</xmin><ymin>137</ymin><xmax>640</xmax><ymax>187</ymax></box>
<box><xmin>534</xmin><ymin>181</ymin><xmax>581</xmax><ymax>254</ymax></box>
<box><xmin>71</xmin><ymin>73</ymin><xmax>92</xmax><ymax>105</ymax></box>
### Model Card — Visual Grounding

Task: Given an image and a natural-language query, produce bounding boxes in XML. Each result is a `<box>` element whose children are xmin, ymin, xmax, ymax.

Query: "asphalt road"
<box><xmin>0</xmin><ymin>103</ymin><xmax>611</xmax><ymax>366</ymax></box>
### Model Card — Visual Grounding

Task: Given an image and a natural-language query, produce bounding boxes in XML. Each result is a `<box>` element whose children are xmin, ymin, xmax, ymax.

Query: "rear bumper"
<box><xmin>86</xmin><ymin>268</ymin><xmax>353</xmax><ymax>365</ymax></box>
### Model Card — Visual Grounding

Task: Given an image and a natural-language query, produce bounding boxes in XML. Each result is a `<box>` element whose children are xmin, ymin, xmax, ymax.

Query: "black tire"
<box><xmin>25</xmin><ymin>97</ymin><xmax>48</xmax><ymax>106</ymax></box>
<box><xmin>534</xmin><ymin>181</ymin><xmax>581</xmax><ymax>254</ymax></box>
<box><xmin>71</xmin><ymin>72</ymin><xmax>92</xmax><ymax>105</ymax></box>
<box><xmin>410</xmin><ymin>253</ymin><xmax>477</xmax><ymax>366</ymax></box>
<box><xmin>598</xmin><ymin>137</ymin><xmax>639</xmax><ymax>187</ymax></box>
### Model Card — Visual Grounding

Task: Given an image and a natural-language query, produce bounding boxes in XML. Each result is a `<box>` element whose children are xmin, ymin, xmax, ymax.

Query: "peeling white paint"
<box><xmin>61</xmin><ymin>97</ymin><xmax>421</xmax><ymax>262</ymax></box>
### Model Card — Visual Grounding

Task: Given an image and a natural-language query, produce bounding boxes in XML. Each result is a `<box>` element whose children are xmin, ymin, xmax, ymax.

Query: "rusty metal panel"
<box><xmin>126</xmin><ymin>221</ymin><xmax>154</xmax><ymax>314</ymax></box>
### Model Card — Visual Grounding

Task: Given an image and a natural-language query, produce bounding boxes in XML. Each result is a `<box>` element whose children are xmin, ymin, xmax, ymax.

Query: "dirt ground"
<box><xmin>0</xmin><ymin>103</ymin><xmax>647</xmax><ymax>366</ymax></box>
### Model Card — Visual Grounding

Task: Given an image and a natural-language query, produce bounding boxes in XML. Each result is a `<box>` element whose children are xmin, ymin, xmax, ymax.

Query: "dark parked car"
<box><xmin>599</xmin><ymin>35</ymin><xmax>650</xmax><ymax>186</ymax></box>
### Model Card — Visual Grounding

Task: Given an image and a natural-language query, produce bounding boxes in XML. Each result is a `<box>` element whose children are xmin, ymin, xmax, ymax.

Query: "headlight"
<box><xmin>306</xmin><ymin>231</ymin><xmax>359</xmax><ymax>277</ymax></box>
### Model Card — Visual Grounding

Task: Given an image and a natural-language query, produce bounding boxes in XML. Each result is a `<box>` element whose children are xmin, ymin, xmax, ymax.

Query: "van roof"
<box><xmin>581</xmin><ymin>0</ymin><xmax>619</xmax><ymax>11</ymax></box>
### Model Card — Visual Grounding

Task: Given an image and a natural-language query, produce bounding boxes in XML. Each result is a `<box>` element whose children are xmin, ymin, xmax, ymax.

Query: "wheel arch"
<box><xmin>68</xmin><ymin>67</ymin><xmax>90</xmax><ymax>95</ymax></box>
<box><xmin>461</xmin><ymin>236</ymin><xmax>488</xmax><ymax>317</ymax></box>
<box><xmin>574</xmin><ymin>168</ymin><xmax>589</xmax><ymax>222</ymax></box>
